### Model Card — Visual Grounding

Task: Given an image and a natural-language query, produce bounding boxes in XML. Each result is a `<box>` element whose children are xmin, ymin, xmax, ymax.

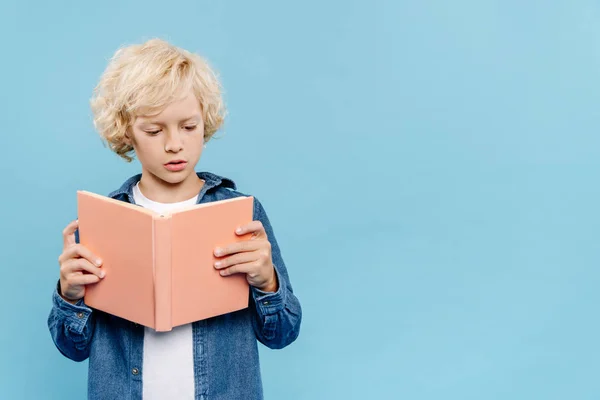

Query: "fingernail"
<box><xmin>96</xmin><ymin>259</ymin><xmax>102</xmax><ymax>266</ymax></box>
<box><xmin>214</xmin><ymin>261</ymin><xmax>222</xmax><ymax>268</ymax></box>
<box><xmin>100</xmin><ymin>271</ymin><xmax>105</xmax><ymax>278</ymax></box>
<box><xmin>214</xmin><ymin>248</ymin><xmax>222</xmax><ymax>256</ymax></box>
<box><xmin>236</xmin><ymin>227</ymin><xmax>242</xmax><ymax>234</ymax></box>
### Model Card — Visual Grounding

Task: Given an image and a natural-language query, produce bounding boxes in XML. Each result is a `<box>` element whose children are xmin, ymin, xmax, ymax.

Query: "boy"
<box><xmin>47</xmin><ymin>38</ymin><xmax>302</xmax><ymax>400</ymax></box>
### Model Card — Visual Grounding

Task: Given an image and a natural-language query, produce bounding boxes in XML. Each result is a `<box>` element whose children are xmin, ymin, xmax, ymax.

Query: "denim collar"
<box><xmin>107</xmin><ymin>171</ymin><xmax>236</xmax><ymax>204</ymax></box>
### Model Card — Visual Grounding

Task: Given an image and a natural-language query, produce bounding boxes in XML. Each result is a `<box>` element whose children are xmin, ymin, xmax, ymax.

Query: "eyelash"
<box><xmin>145</xmin><ymin>126</ymin><xmax>197</xmax><ymax>135</ymax></box>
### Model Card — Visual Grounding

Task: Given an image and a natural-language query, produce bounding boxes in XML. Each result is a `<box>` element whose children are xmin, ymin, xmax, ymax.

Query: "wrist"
<box><xmin>259</xmin><ymin>269</ymin><xmax>279</xmax><ymax>293</ymax></box>
<box><xmin>60</xmin><ymin>293</ymin><xmax>80</xmax><ymax>305</ymax></box>
<box><xmin>57</xmin><ymin>280</ymin><xmax>80</xmax><ymax>305</ymax></box>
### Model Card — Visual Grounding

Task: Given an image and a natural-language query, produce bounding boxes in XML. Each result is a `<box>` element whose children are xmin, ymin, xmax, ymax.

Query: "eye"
<box><xmin>145</xmin><ymin>130</ymin><xmax>161</xmax><ymax>135</ymax></box>
<box><xmin>184</xmin><ymin>125</ymin><xmax>197</xmax><ymax>131</ymax></box>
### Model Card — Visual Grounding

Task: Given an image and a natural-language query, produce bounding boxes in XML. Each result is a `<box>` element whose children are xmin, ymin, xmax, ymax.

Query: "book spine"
<box><xmin>153</xmin><ymin>215</ymin><xmax>172</xmax><ymax>331</ymax></box>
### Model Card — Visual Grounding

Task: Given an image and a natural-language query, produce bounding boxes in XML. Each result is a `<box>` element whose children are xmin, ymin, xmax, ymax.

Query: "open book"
<box><xmin>77</xmin><ymin>190</ymin><xmax>254</xmax><ymax>332</ymax></box>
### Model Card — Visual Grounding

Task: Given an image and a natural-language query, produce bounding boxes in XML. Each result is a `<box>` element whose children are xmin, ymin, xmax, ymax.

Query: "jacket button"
<box><xmin>76</xmin><ymin>312</ymin><xmax>84</xmax><ymax>319</ymax></box>
<box><xmin>263</xmin><ymin>301</ymin><xmax>270</xmax><ymax>306</ymax></box>
<box><xmin>132</xmin><ymin>367</ymin><xmax>139</xmax><ymax>375</ymax></box>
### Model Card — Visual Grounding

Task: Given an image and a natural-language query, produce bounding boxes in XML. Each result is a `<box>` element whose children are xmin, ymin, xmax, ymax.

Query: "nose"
<box><xmin>164</xmin><ymin>131</ymin><xmax>183</xmax><ymax>153</ymax></box>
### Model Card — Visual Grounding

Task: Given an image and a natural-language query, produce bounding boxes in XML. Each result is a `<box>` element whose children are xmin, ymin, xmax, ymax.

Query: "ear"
<box><xmin>123</xmin><ymin>128</ymin><xmax>134</xmax><ymax>146</ymax></box>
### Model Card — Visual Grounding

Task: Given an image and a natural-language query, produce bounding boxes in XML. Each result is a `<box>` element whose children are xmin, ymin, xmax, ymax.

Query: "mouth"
<box><xmin>164</xmin><ymin>160</ymin><xmax>188</xmax><ymax>171</ymax></box>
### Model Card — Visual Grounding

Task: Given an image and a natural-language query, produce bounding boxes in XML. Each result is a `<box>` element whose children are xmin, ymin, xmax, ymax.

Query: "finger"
<box><xmin>214</xmin><ymin>240</ymin><xmax>262</xmax><ymax>257</ymax></box>
<box><xmin>62</xmin><ymin>219</ymin><xmax>79</xmax><ymax>249</ymax></box>
<box><xmin>70</xmin><ymin>274</ymin><xmax>101</xmax><ymax>286</ymax></box>
<box><xmin>59</xmin><ymin>244</ymin><xmax>103</xmax><ymax>267</ymax></box>
<box><xmin>62</xmin><ymin>257</ymin><xmax>105</xmax><ymax>278</ymax></box>
<box><xmin>214</xmin><ymin>251</ymin><xmax>258</xmax><ymax>270</ymax></box>
<box><xmin>219</xmin><ymin>261</ymin><xmax>257</xmax><ymax>277</ymax></box>
<box><xmin>235</xmin><ymin>221</ymin><xmax>265</xmax><ymax>238</ymax></box>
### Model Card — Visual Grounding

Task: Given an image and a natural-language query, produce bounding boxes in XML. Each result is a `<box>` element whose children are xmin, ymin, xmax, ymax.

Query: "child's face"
<box><xmin>128</xmin><ymin>91</ymin><xmax>205</xmax><ymax>186</ymax></box>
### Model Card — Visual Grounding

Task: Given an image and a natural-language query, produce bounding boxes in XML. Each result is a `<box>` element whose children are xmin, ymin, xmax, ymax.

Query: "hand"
<box><xmin>213</xmin><ymin>221</ymin><xmax>278</xmax><ymax>292</ymax></box>
<box><xmin>57</xmin><ymin>219</ymin><xmax>105</xmax><ymax>304</ymax></box>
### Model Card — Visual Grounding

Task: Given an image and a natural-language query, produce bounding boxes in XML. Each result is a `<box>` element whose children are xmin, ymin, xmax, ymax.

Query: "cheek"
<box><xmin>133</xmin><ymin>138</ymin><xmax>162</xmax><ymax>160</ymax></box>
<box><xmin>189</xmin><ymin>130</ymin><xmax>205</xmax><ymax>147</ymax></box>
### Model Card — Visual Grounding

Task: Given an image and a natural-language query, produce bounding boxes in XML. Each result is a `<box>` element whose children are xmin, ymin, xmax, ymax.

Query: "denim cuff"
<box><xmin>52</xmin><ymin>280</ymin><xmax>93</xmax><ymax>333</ymax></box>
<box><xmin>251</xmin><ymin>265</ymin><xmax>288</xmax><ymax>316</ymax></box>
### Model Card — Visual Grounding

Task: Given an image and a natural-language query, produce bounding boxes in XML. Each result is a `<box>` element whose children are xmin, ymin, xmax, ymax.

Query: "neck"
<box><xmin>138</xmin><ymin>171</ymin><xmax>204</xmax><ymax>203</ymax></box>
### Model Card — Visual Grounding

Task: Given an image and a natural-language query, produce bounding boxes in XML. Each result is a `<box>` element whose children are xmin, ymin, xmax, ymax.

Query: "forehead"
<box><xmin>135</xmin><ymin>92</ymin><xmax>201</xmax><ymax>123</ymax></box>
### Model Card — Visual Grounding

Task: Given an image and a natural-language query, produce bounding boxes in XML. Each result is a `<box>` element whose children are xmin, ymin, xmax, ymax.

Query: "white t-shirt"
<box><xmin>132</xmin><ymin>182</ymin><xmax>198</xmax><ymax>400</ymax></box>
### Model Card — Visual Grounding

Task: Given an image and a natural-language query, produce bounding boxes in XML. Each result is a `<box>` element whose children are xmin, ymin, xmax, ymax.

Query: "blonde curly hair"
<box><xmin>90</xmin><ymin>38</ymin><xmax>226</xmax><ymax>162</ymax></box>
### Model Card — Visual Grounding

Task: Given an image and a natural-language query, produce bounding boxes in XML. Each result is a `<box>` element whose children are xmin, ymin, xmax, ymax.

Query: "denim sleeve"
<box><xmin>47</xmin><ymin>228</ymin><xmax>95</xmax><ymax>362</ymax></box>
<box><xmin>249</xmin><ymin>198</ymin><xmax>302</xmax><ymax>349</ymax></box>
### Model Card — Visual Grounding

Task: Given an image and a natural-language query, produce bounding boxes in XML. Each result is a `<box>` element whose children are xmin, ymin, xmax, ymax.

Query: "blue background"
<box><xmin>1</xmin><ymin>0</ymin><xmax>599</xmax><ymax>399</ymax></box>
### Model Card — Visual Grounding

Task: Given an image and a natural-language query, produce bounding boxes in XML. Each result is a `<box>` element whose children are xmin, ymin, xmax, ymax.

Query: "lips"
<box><xmin>164</xmin><ymin>160</ymin><xmax>187</xmax><ymax>172</ymax></box>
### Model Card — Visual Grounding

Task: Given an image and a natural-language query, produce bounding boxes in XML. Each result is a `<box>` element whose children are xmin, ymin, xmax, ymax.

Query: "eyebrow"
<box><xmin>138</xmin><ymin>115</ymin><xmax>200</xmax><ymax>125</ymax></box>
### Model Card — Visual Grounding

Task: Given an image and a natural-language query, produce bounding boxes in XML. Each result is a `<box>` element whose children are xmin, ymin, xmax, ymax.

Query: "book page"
<box><xmin>78</xmin><ymin>191</ymin><xmax>156</xmax><ymax>328</ymax></box>
<box><xmin>170</xmin><ymin>196</ymin><xmax>254</xmax><ymax>326</ymax></box>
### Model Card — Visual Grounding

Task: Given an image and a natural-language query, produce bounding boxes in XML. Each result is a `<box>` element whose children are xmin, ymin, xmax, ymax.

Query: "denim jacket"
<box><xmin>47</xmin><ymin>171</ymin><xmax>302</xmax><ymax>400</ymax></box>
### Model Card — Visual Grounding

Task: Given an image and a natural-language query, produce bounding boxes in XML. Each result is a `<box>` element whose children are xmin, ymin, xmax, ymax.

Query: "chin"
<box><xmin>151</xmin><ymin>170</ymin><xmax>190</xmax><ymax>185</ymax></box>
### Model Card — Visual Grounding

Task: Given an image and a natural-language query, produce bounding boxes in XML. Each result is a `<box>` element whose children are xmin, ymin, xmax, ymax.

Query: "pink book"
<box><xmin>76</xmin><ymin>190</ymin><xmax>253</xmax><ymax>331</ymax></box>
